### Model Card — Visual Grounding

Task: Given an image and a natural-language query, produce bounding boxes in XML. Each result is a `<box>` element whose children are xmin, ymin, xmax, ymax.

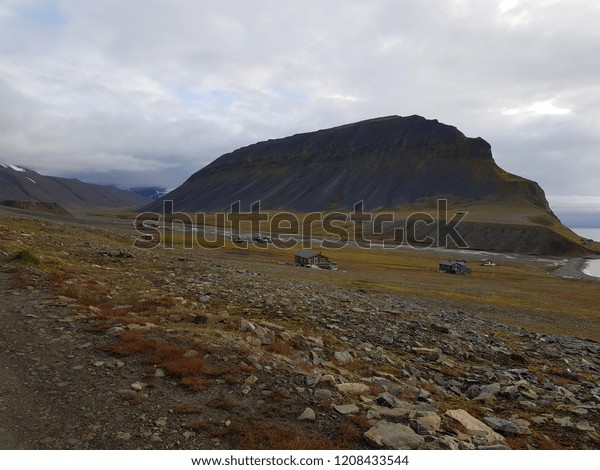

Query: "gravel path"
<box><xmin>0</xmin><ymin>262</ymin><xmax>140</xmax><ymax>449</ymax></box>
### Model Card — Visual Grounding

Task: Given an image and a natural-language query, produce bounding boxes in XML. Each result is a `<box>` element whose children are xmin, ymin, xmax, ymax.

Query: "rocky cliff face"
<box><xmin>145</xmin><ymin>115</ymin><xmax>551</xmax><ymax>212</ymax></box>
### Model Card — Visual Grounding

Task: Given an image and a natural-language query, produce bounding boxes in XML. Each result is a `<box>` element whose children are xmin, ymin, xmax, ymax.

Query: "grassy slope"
<box><xmin>135</xmin><ymin>202</ymin><xmax>599</xmax><ymax>255</ymax></box>
<box><xmin>4</xmin><ymin>209</ymin><xmax>599</xmax><ymax>342</ymax></box>
<box><xmin>138</xmin><ymin>211</ymin><xmax>599</xmax><ymax>340</ymax></box>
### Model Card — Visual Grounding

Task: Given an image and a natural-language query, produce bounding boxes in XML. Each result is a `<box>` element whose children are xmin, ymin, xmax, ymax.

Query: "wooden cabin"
<box><xmin>295</xmin><ymin>250</ymin><xmax>337</xmax><ymax>270</ymax></box>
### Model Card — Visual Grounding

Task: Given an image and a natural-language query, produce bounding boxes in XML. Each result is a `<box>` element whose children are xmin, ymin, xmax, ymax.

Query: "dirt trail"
<box><xmin>0</xmin><ymin>260</ymin><xmax>139</xmax><ymax>449</ymax></box>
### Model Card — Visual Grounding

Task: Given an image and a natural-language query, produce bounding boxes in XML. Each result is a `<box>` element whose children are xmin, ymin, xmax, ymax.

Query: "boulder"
<box><xmin>336</xmin><ymin>383</ymin><xmax>371</xmax><ymax>395</ymax></box>
<box><xmin>417</xmin><ymin>412</ymin><xmax>442</xmax><ymax>433</ymax></box>
<box><xmin>483</xmin><ymin>416</ymin><xmax>530</xmax><ymax>435</ymax></box>
<box><xmin>412</xmin><ymin>347</ymin><xmax>441</xmax><ymax>361</ymax></box>
<box><xmin>335</xmin><ymin>404</ymin><xmax>360</xmax><ymax>415</ymax></box>
<box><xmin>334</xmin><ymin>350</ymin><xmax>353</xmax><ymax>363</ymax></box>
<box><xmin>444</xmin><ymin>409</ymin><xmax>506</xmax><ymax>445</ymax></box>
<box><xmin>298</xmin><ymin>407</ymin><xmax>316</xmax><ymax>421</ymax></box>
<box><xmin>364</xmin><ymin>421</ymin><xmax>425</xmax><ymax>449</ymax></box>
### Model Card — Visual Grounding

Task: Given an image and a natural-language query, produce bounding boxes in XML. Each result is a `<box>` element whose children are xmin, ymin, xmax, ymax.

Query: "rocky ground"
<box><xmin>0</xmin><ymin>211</ymin><xmax>599</xmax><ymax>450</ymax></box>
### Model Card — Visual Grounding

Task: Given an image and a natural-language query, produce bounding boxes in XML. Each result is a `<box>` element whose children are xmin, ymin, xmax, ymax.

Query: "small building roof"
<box><xmin>296</xmin><ymin>250</ymin><xmax>319</xmax><ymax>259</ymax></box>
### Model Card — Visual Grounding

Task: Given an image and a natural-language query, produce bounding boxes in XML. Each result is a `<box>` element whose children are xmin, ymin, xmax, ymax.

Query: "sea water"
<box><xmin>571</xmin><ymin>228</ymin><xmax>600</xmax><ymax>278</ymax></box>
<box><xmin>583</xmin><ymin>259</ymin><xmax>600</xmax><ymax>278</ymax></box>
<box><xmin>572</xmin><ymin>227</ymin><xmax>600</xmax><ymax>240</ymax></box>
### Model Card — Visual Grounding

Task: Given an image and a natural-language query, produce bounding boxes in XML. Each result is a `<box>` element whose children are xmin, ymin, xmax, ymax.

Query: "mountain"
<box><xmin>144</xmin><ymin>115</ymin><xmax>549</xmax><ymax>213</ymax></box>
<box><xmin>143</xmin><ymin>115</ymin><xmax>592</xmax><ymax>255</ymax></box>
<box><xmin>129</xmin><ymin>186</ymin><xmax>169</xmax><ymax>200</ymax></box>
<box><xmin>0</xmin><ymin>200</ymin><xmax>75</xmax><ymax>217</ymax></box>
<box><xmin>0</xmin><ymin>163</ymin><xmax>148</xmax><ymax>208</ymax></box>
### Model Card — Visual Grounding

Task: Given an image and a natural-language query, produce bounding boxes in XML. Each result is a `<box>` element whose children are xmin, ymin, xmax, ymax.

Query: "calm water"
<box><xmin>572</xmin><ymin>227</ymin><xmax>600</xmax><ymax>240</ymax></box>
<box><xmin>584</xmin><ymin>259</ymin><xmax>600</xmax><ymax>278</ymax></box>
<box><xmin>571</xmin><ymin>228</ymin><xmax>600</xmax><ymax>278</ymax></box>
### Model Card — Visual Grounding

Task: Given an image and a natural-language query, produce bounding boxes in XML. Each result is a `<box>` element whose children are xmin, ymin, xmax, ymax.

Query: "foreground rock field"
<box><xmin>1</xmin><ymin>210</ymin><xmax>599</xmax><ymax>450</ymax></box>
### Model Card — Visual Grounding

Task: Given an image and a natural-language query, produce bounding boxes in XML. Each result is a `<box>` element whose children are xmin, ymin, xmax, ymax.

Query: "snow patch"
<box><xmin>9</xmin><ymin>164</ymin><xmax>26</xmax><ymax>172</ymax></box>
<box><xmin>26</xmin><ymin>177</ymin><xmax>36</xmax><ymax>184</ymax></box>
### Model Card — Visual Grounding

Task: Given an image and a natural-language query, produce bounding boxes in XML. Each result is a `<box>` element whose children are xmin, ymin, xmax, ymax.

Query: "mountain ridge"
<box><xmin>0</xmin><ymin>163</ymin><xmax>148</xmax><ymax>208</ymax></box>
<box><xmin>144</xmin><ymin>115</ymin><xmax>550</xmax><ymax>213</ymax></box>
<box><xmin>142</xmin><ymin>115</ymin><xmax>592</xmax><ymax>255</ymax></box>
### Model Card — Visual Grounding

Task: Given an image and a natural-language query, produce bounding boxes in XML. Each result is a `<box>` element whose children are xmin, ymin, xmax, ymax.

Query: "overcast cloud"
<box><xmin>1</xmin><ymin>0</ymin><xmax>599</xmax><ymax>224</ymax></box>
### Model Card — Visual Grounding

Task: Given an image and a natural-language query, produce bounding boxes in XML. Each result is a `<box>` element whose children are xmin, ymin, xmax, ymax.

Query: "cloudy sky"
<box><xmin>1</xmin><ymin>0</ymin><xmax>599</xmax><ymax>225</ymax></box>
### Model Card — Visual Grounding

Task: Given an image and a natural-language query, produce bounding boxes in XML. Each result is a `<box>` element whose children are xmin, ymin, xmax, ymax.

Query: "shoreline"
<box><xmin>553</xmin><ymin>257</ymin><xmax>600</xmax><ymax>281</ymax></box>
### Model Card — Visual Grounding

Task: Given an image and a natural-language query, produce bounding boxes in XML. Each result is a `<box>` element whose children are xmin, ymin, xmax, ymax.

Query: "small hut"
<box><xmin>295</xmin><ymin>250</ymin><xmax>337</xmax><ymax>270</ymax></box>
<box><xmin>439</xmin><ymin>261</ymin><xmax>471</xmax><ymax>274</ymax></box>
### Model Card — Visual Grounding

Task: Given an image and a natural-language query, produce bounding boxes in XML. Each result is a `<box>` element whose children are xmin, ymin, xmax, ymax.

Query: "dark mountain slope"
<box><xmin>145</xmin><ymin>115</ymin><xmax>549</xmax><ymax>213</ymax></box>
<box><xmin>0</xmin><ymin>200</ymin><xmax>74</xmax><ymax>217</ymax></box>
<box><xmin>0</xmin><ymin>164</ymin><xmax>148</xmax><ymax>208</ymax></box>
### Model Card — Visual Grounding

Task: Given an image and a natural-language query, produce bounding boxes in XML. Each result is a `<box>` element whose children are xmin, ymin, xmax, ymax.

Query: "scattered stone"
<box><xmin>334</xmin><ymin>404</ymin><xmax>360</xmax><ymax>415</ymax></box>
<box><xmin>192</xmin><ymin>315</ymin><xmax>208</xmax><ymax>325</ymax></box>
<box><xmin>334</xmin><ymin>350</ymin><xmax>353</xmax><ymax>363</ymax></box>
<box><xmin>576</xmin><ymin>421</ymin><xmax>596</xmax><ymax>432</ymax></box>
<box><xmin>364</xmin><ymin>421</ymin><xmax>425</xmax><ymax>449</ymax></box>
<box><xmin>521</xmin><ymin>389</ymin><xmax>538</xmax><ymax>400</ymax></box>
<box><xmin>313</xmin><ymin>388</ymin><xmax>333</xmax><ymax>400</ymax></box>
<box><xmin>367</xmin><ymin>405</ymin><xmax>412</xmax><ymax>420</ymax></box>
<box><xmin>483</xmin><ymin>416</ymin><xmax>529</xmax><ymax>435</ymax></box>
<box><xmin>412</xmin><ymin>347</ymin><xmax>441</xmax><ymax>361</ymax></box>
<box><xmin>298</xmin><ymin>407</ymin><xmax>316</xmax><ymax>421</ymax></box>
<box><xmin>320</xmin><ymin>375</ymin><xmax>337</xmax><ymax>385</ymax></box>
<box><xmin>431</xmin><ymin>324</ymin><xmax>450</xmax><ymax>334</ymax></box>
<box><xmin>306</xmin><ymin>373</ymin><xmax>321</xmax><ymax>387</ymax></box>
<box><xmin>130</xmin><ymin>382</ymin><xmax>147</xmax><ymax>391</ymax></box>
<box><xmin>444</xmin><ymin>409</ymin><xmax>506</xmax><ymax>445</ymax></box>
<box><xmin>337</xmin><ymin>383</ymin><xmax>371</xmax><ymax>395</ymax></box>
<box><xmin>554</xmin><ymin>416</ymin><xmax>573</xmax><ymax>427</ymax></box>
<box><xmin>500</xmin><ymin>385</ymin><xmax>520</xmax><ymax>399</ymax></box>
<box><xmin>155</xmin><ymin>417</ymin><xmax>168</xmax><ymax>427</ymax></box>
<box><xmin>244</xmin><ymin>375</ymin><xmax>258</xmax><ymax>385</ymax></box>
<box><xmin>240</xmin><ymin>319</ymin><xmax>256</xmax><ymax>332</ymax></box>
<box><xmin>473</xmin><ymin>392</ymin><xmax>496</xmax><ymax>406</ymax></box>
<box><xmin>245</xmin><ymin>336</ymin><xmax>262</xmax><ymax>347</ymax></box>
<box><xmin>416</xmin><ymin>412</ymin><xmax>442</xmax><ymax>433</ymax></box>
<box><xmin>376</xmin><ymin>392</ymin><xmax>398</xmax><ymax>408</ymax></box>
<box><xmin>438</xmin><ymin>436</ymin><xmax>460</xmax><ymax>450</ymax></box>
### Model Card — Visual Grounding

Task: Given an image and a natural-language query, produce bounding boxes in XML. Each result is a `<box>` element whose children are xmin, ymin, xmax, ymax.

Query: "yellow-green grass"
<box><xmin>129</xmin><ymin>217</ymin><xmax>600</xmax><ymax>341</ymax></box>
<box><xmin>161</xmin><ymin>225</ymin><xmax>600</xmax><ymax>340</ymax></box>
<box><xmin>132</xmin><ymin>203</ymin><xmax>597</xmax><ymax>253</ymax></box>
<box><xmin>2</xmin><ymin>211</ymin><xmax>599</xmax><ymax>341</ymax></box>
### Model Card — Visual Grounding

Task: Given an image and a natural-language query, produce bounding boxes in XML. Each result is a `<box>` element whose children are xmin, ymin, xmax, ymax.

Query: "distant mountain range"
<box><xmin>128</xmin><ymin>186</ymin><xmax>170</xmax><ymax>200</ymax></box>
<box><xmin>0</xmin><ymin>163</ymin><xmax>148</xmax><ymax>208</ymax></box>
<box><xmin>144</xmin><ymin>115</ymin><xmax>550</xmax><ymax>213</ymax></box>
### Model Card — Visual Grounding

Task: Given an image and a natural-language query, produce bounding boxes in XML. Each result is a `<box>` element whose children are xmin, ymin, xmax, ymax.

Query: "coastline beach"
<box><xmin>583</xmin><ymin>259</ymin><xmax>600</xmax><ymax>278</ymax></box>
<box><xmin>554</xmin><ymin>257</ymin><xmax>600</xmax><ymax>280</ymax></box>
